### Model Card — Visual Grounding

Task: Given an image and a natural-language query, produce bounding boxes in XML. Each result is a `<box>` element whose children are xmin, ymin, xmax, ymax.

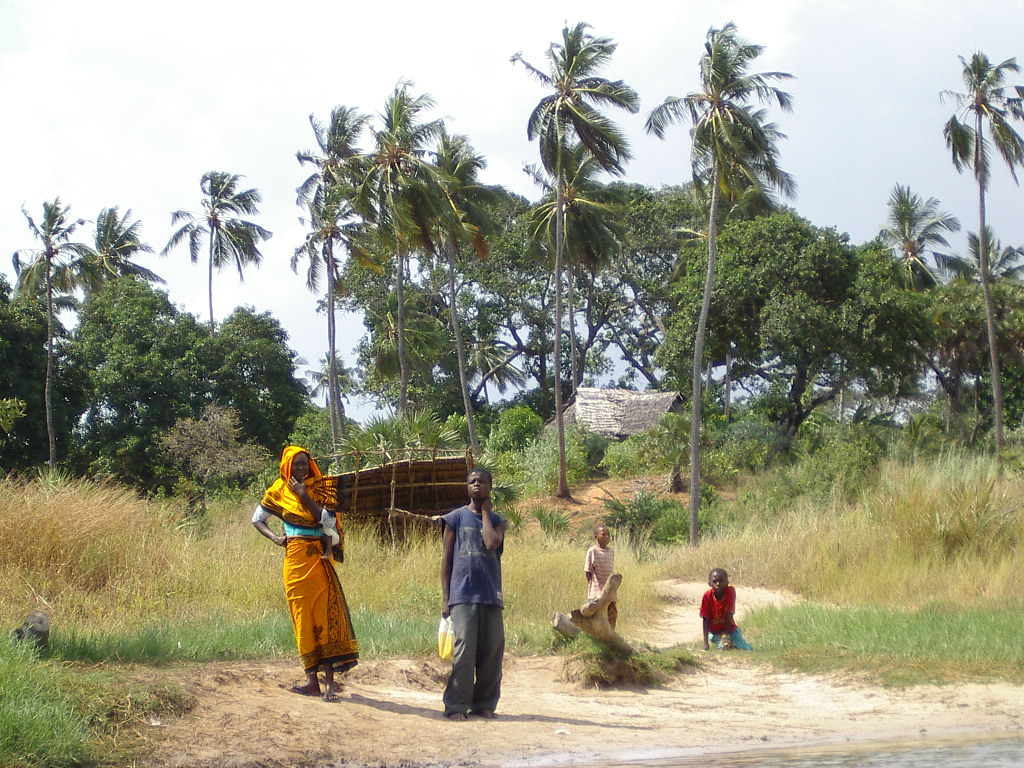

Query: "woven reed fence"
<box><xmin>315</xmin><ymin>448</ymin><xmax>474</xmax><ymax>536</ymax></box>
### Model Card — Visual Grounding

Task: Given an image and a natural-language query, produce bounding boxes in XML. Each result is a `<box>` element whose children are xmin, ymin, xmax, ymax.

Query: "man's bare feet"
<box><xmin>473</xmin><ymin>709</ymin><xmax>497</xmax><ymax>718</ymax></box>
<box><xmin>444</xmin><ymin>711</ymin><xmax>468</xmax><ymax>721</ymax></box>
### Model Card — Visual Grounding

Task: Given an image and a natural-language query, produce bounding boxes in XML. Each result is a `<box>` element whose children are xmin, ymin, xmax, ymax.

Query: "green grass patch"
<box><xmin>0</xmin><ymin>638</ymin><xmax>90</xmax><ymax>768</ymax></box>
<box><xmin>746</xmin><ymin>602</ymin><xmax>1024</xmax><ymax>685</ymax></box>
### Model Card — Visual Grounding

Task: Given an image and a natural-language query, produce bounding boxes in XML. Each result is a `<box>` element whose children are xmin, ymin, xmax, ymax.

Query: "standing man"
<box><xmin>440</xmin><ymin>467</ymin><xmax>507</xmax><ymax>720</ymax></box>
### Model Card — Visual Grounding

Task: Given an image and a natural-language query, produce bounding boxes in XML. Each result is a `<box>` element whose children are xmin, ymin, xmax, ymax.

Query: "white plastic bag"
<box><xmin>437</xmin><ymin>616</ymin><xmax>454</xmax><ymax>662</ymax></box>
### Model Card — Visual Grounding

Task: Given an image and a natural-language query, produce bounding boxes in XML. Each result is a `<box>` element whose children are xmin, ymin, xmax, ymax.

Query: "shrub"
<box><xmin>518</xmin><ymin>427</ymin><xmax>591</xmax><ymax>497</ymax></box>
<box><xmin>601</xmin><ymin>435</ymin><xmax>650</xmax><ymax>478</ymax></box>
<box><xmin>601</xmin><ymin>491</ymin><xmax>700</xmax><ymax>544</ymax></box>
<box><xmin>485</xmin><ymin>405</ymin><xmax>544</xmax><ymax>454</ymax></box>
<box><xmin>530</xmin><ymin>506</ymin><xmax>570</xmax><ymax>537</ymax></box>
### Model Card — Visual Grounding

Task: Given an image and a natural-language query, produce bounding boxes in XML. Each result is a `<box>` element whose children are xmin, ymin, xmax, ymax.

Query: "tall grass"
<box><xmin>0</xmin><ymin>477</ymin><xmax>664</xmax><ymax>665</ymax></box>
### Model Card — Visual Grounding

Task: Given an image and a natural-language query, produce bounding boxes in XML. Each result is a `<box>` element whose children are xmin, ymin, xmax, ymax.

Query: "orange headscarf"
<box><xmin>260</xmin><ymin>446</ymin><xmax>330</xmax><ymax>525</ymax></box>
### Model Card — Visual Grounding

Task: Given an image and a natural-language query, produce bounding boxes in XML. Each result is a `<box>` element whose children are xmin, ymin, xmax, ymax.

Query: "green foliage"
<box><xmin>601</xmin><ymin>435</ymin><xmax>650</xmax><ymax>478</ymax></box>
<box><xmin>287</xmin><ymin>407</ymin><xmax>335</xmax><ymax>465</ymax></box>
<box><xmin>340</xmin><ymin>408</ymin><xmax>463</xmax><ymax>462</ymax></box>
<box><xmin>517</xmin><ymin>427</ymin><xmax>591</xmax><ymax>497</ymax></box>
<box><xmin>663</xmin><ymin>212</ymin><xmax>927</xmax><ymax>437</ymax></box>
<box><xmin>711</xmin><ymin>413</ymin><xmax>786</xmax><ymax>474</ymax></box>
<box><xmin>0</xmin><ymin>397</ymin><xmax>26</xmax><ymax>434</ymax></box>
<box><xmin>160</xmin><ymin>404</ymin><xmax>271</xmax><ymax>507</ymax></box>
<box><xmin>485</xmin><ymin>405</ymin><xmax>544</xmax><ymax>453</ymax></box>
<box><xmin>602</xmin><ymin>490</ymin><xmax>700</xmax><ymax>544</ymax></box>
<box><xmin>791</xmin><ymin>418</ymin><xmax>886</xmax><ymax>499</ymax></box>
<box><xmin>561</xmin><ymin>635</ymin><xmax>699</xmax><ymax>686</ymax></box>
<box><xmin>209</xmin><ymin>308</ymin><xmax>309</xmax><ymax>453</ymax></box>
<box><xmin>530</xmin><ymin>505</ymin><xmax>570</xmax><ymax>537</ymax></box>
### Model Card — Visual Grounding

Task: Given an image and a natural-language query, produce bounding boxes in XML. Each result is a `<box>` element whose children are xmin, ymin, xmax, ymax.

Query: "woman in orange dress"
<box><xmin>252</xmin><ymin>446</ymin><xmax>358</xmax><ymax>701</ymax></box>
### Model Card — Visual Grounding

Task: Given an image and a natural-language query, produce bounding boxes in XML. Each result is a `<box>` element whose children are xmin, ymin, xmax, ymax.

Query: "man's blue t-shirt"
<box><xmin>442</xmin><ymin>505</ymin><xmax>505</xmax><ymax>608</ymax></box>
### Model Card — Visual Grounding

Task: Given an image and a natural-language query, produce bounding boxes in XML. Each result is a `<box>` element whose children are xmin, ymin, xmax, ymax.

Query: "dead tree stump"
<box><xmin>551</xmin><ymin>573</ymin><xmax>631</xmax><ymax>653</ymax></box>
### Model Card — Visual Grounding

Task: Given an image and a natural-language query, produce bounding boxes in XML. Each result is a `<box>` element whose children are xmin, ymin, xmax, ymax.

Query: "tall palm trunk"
<box><xmin>396</xmin><ymin>248</ymin><xmax>410</xmax><ymax>417</ymax></box>
<box><xmin>724</xmin><ymin>346</ymin><xmax>733</xmax><ymax>421</ymax></box>
<box><xmin>207</xmin><ymin>230</ymin><xmax>216</xmax><ymax>332</ymax></box>
<box><xmin>325</xmin><ymin>240</ymin><xmax>347</xmax><ymax>446</ymax></box>
<box><xmin>553</xmin><ymin>179</ymin><xmax>571</xmax><ymax>498</ymax></box>
<box><xmin>689</xmin><ymin>166</ymin><xmax>722</xmax><ymax>545</ymax></box>
<box><xmin>446</xmin><ymin>240</ymin><xmax>480</xmax><ymax>455</ymax></box>
<box><xmin>44</xmin><ymin>248</ymin><xmax>57</xmax><ymax>469</ymax></box>
<box><xmin>567</xmin><ymin>263</ymin><xmax>580</xmax><ymax>396</ymax></box>
<box><xmin>975</xmin><ymin>114</ymin><xmax>1004</xmax><ymax>455</ymax></box>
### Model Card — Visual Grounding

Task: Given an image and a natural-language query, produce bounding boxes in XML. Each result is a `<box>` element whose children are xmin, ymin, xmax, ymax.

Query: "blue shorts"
<box><xmin>710</xmin><ymin>628</ymin><xmax>753</xmax><ymax>650</ymax></box>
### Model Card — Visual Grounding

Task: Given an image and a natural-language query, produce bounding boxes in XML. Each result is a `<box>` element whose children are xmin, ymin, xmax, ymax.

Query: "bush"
<box><xmin>485</xmin><ymin>405</ymin><xmax>544</xmax><ymax>454</ymax></box>
<box><xmin>792</xmin><ymin>420</ymin><xmax>884</xmax><ymax>499</ymax></box>
<box><xmin>530</xmin><ymin>506</ymin><xmax>570</xmax><ymax>537</ymax></box>
<box><xmin>601</xmin><ymin>435</ymin><xmax>650</xmax><ymax>478</ymax></box>
<box><xmin>601</xmin><ymin>491</ymin><xmax>701</xmax><ymax>544</ymax></box>
<box><xmin>517</xmin><ymin>427</ymin><xmax>591</xmax><ymax>497</ymax></box>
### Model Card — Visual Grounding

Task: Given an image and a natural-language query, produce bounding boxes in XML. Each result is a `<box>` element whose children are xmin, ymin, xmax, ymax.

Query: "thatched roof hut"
<box><xmin>562</xmin><ymin>387</ymin><xmax>683</xmax><ymax>439</ymax></box>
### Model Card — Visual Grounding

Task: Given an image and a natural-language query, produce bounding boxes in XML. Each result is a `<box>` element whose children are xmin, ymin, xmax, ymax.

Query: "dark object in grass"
<box><xmin>13</xmin><ymin>609</ymin><xmax>49</xmax><ymax>651</ymax></box>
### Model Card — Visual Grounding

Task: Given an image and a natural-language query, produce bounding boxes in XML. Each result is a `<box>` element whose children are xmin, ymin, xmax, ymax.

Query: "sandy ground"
<box><xmin>141</xmin><ymin>580</ymin><xmax>1024</xmax><ymax>768</ymax></box>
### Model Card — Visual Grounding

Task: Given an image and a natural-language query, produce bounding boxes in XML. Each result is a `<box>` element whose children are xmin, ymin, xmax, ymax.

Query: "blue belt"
<box><xmin>284</xmin><ymin>520</ymin><xmax>322</xmax><ymax>538</ymax></box>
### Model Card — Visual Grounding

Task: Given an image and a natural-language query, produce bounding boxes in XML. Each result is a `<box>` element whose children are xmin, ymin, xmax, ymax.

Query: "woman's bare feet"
<box><xmin>286</xmin><ymin>682</ymin><xmax>321</xmax><ymax>697</ymax></box>
<box><xmin>322</xmin><ymin>681</ymin><xmax>341</xmax><ymax>702</ymax></box>
<box><xmin>444</xmin><ymin>711</ymin><xmax>468</xmax><ymax>721</ymax></box>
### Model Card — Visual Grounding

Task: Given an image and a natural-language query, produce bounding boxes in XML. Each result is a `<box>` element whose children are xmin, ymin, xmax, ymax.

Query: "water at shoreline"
<box><xmin>509</xmin><ymin>734</ymin><xmax>1024</xmax><ymax>768</ymax></box>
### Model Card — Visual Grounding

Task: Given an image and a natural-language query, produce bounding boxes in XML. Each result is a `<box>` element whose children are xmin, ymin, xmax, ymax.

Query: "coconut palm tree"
<box><xmin>512</xmin><ymin>21</ymin><xmax>639</xmax><ymax>498</ymax></box>
<box><xmin>296</xmin><ymin>107</ymin><xmax>372</xmax><ymax>447</ymax></box>
<box><xmin>646</xmin><ymin>22</ymin><xmax>794</xmax><ymax>544</ymax></box>
<box><xmin>939</xmin><ymin>227</ymin><xmax>1024</xmax><ymax>287</ymax></box>
<box><xmin>294</xmin><ymin>186</ymin><xmax>372</xmax><ymax>445</ymax></box>
<box><xmin>12</xmin><ymin>199</ymin><xmax>91</xmax><ymax>467</ymax></box>
<box><xmin>524</xmin><ymin>142</ymin><xmax>628</xmax><ymax>394</ymax></box>
<box><xmin>163</xmin><ymin>171</ymin><xmax>272</xmax><ymax>332</ymax></box>
<box><xmin>942</xmin><ymin>51</ymin><xmax>1024</xmax><ymax>454</ymax></box>
<box><xmin>81</xmin><ymin>206</ymin><xmax>163</xmax><ymax>291</ymax></box>
<box><xmin>879</xmin><ymin>185</ymin><xmax>960</xmax><ymax>290</ymax></box>
<box><xmin>431</xmin><ymin>130</ymin><xmax>506</xmax><ymax>455</ymax></box>
<box><xmin>355</xmin><ymin>84</ymin><xmax>449</xmax><ymax>416</ymax></box>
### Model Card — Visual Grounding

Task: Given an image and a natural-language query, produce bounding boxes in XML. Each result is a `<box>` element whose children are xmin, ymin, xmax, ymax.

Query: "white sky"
<box><xmin>3</xmin><ymin>0</ymin><xmax>1024</xmax><ymax>421</ymax></box>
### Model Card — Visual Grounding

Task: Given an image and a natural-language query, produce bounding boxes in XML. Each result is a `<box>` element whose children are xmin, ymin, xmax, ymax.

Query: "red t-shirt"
<box><xmin>700</xmin><ymin>586</ymin><xmax>737</xmax><ymax>634</ymax></box>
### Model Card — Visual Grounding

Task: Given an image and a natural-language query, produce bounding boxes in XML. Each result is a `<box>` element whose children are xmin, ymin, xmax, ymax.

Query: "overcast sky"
<box><xmin>3</xmin><ymin>0</ymin><xmax>1024</xmax><ymax>422</ymax></box>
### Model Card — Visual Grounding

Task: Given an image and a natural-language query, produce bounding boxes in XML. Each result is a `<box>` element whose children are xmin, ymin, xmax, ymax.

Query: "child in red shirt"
<box><xmin>700</xmin><ymin>568</ymin><xmax>754</xmax><ymax>650</ymax></box>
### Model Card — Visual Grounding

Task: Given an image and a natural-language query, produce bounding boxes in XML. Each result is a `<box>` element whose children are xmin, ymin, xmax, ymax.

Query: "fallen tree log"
<box><xmin>551</xmin><ymin>573</ymin><xmax>632</xmax><ymax>653</ymax></box>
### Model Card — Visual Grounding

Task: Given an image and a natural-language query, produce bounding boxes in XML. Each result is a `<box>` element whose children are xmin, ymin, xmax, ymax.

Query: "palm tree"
<box><xmin>294</xmin><ymin>186</ymin><xmax>370</xmax><ymax>445</ymax></box>
<box><xmin>82</xmin><ymin>206</ymin><xmax>163</xmax><ymax>291</ymax></box>
<box><xmin>525</xmin><ymin>142</ymin><xmax>628</xmax><ymax>394</ymax></box>
<box><xmin>355</xmin><ymin>84</ymin><xmax>449</xmax><ymax>416</ymax></box>
<box><xmin>295</xmin><ymin>107</ymin><xmax>374</xmax><ymax>447</ymax></box>
<box><xmin>940</xmin><ymin>227</ymin><xmax>1024</xmax><ymax>286</ymax></box>
<box><xmin>12</xmin><ymin>199</ymin><xmax>91</xmax><ymax>467</ymax></box>
<box><xmin>163</xmin><ymin>171</ymin><xmax>272</xmax><ymax>331</ymax></box>
<box><xmin>646</xmin><ymin>22</ymin><xmax>794</xmax><ymax>544</ymax></box>
<box><xmin>432</xmin><ymin>130</ymin><xmax>505</xmax><ymax>455</ymax></box>
<box><xmin>942</xmin><ymin>51</ymin><xmax>1024</xmax><ymax>454</ymax></box>
<box><xmin>879</xmin><ymin>185</ymin><xmax>960</xmax><ymax>290</ymax></box>
<box><xmin>512</xmin><ymin>22</ymin><xmax>639</xmax><ymax>498</ymax></box>
<box><xmin>297</xmin><ymin>107</ymin><xmax>369</xmax><ymax>202</ymax></box>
